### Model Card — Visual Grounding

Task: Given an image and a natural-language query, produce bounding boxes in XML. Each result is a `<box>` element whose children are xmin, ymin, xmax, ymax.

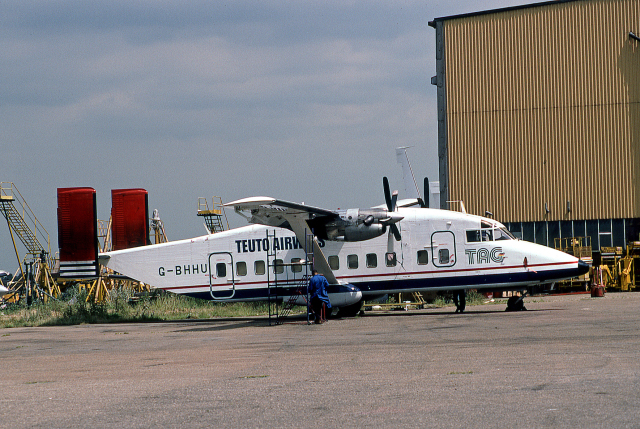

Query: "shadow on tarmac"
<box><xmin>162</xmin><ymin>306</ymin><xmax>559</xmax><ymax>332</ymax></box>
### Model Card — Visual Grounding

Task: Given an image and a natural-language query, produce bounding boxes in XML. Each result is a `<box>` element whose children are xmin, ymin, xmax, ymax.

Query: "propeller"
<box><xmin>420</xmin><ymin>177</ymin><xmax>429</xmax><ymax>208</ymax></box>
<box><xmin>383</xmin><ymin>177</ymin><xmax>402</xmax><ymax>242</ymax></box>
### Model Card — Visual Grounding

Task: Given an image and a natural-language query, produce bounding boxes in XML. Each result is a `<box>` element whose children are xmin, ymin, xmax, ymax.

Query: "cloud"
<box><xmin>0</xmin><ymin>0</ymin><xmax>523</xmax><ymax>271</ymax></box>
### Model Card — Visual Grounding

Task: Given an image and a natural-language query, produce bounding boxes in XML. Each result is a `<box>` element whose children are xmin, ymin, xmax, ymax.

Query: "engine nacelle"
<box><xmin>341</xmin><ymin>223</ymin><xmax>386</xmax><ymax>241</ymax></box>
<box><xmin>323</xmin><ymin>208</ymin><xmax>390</xmax><ymax>241</ymax></box>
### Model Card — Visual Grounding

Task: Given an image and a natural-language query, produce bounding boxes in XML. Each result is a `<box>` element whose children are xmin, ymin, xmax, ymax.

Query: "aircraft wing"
<box><xmin>224</xmin><ymin>197</ymin><xmax>340</xmax><ymax>284</ymax></box>
<box><xmin>224</xmin><ymin>197</ymin><xmax>338</xmax><ymax>227</ymax></box>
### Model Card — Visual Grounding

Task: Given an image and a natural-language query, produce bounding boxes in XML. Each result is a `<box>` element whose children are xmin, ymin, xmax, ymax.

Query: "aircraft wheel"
<box><xmin>505</xmin><ymin>295</ymin><xmax>527</xmax><ymax>312</ymax></box>
<box><xmin>336</xmin><ymin>300</ymin><xmax>364</xmax><ymax>318</ymax></box>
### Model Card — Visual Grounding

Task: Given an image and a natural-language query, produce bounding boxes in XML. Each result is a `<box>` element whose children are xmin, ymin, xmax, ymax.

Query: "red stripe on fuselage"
<box><xmin>160</xmin><ymin>260</ymin><xmax>578</xmax><ymax>292</ymax></box>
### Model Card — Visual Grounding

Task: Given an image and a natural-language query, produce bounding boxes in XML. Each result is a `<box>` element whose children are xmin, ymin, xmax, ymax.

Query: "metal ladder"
<box><xmin>197</xmin><ymin>197</ymin><xmax>229</xmax><ymax>234</ymax></box>
<box><xmin>266</xmin><ymin>229</ymin><xmax>279</xmax><ymax>325</ymax></box>
<box><xmin>267</xmin><ymin>229</ymin><xmax>315</xmax><ymax>325</ymax></box>
<box><xmin>0</xmin><ymin>182</ymin><xmax>56</xmax><ymax>299</ymax></box>
<box><xmin>0</xmin><ymin>182</ymin><xmax>52</xmax><ymax>265</ymax></box>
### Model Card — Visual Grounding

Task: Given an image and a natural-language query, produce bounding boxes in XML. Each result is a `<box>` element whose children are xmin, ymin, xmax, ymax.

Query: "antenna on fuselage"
<box><xmin>395</xmin><ymin>147</ymin><xmax>429</xmax><ymax>208</ymax></box>
<box><xmin>447</xmin><ymin>200</ymin><xmax>467</xmax><ymax>214</ymax></box>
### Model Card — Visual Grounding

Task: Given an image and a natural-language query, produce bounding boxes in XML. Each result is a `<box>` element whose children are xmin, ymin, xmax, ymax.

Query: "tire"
<box><xmin>505</xmin><ymin>295</ymin><xmax>526</xmax><ymax>312</ymax></box>
<box><xmin>336</xmin><ymin>300</ymin><xmax>364</xmax><ymax>318</ymax></box>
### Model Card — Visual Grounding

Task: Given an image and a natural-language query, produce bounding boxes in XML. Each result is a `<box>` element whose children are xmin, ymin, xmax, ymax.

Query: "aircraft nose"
<box><xmin>577</xmin><ymin>260</ymin><xmax>590</xmax><ymax>275</ymax></box>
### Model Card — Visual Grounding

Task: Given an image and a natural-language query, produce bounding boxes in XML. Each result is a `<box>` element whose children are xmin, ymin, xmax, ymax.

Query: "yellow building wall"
<box><xmin>443</xmin><ymin>0</ymin><xmax>640</xmax><ymax>222</ymax></box>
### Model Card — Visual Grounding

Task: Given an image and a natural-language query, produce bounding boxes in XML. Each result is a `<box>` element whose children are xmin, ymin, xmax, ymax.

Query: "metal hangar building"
<box><xmin>429</xmin><ymin>0</ymin><xmax>640</xmax><ymax>255</ymax></box>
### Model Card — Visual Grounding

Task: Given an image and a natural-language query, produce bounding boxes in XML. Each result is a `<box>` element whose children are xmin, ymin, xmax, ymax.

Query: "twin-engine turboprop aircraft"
<box><xmin>100</xmin><ymin>176</ymin><xmax>589</xmax><ymax>316</ymax></box>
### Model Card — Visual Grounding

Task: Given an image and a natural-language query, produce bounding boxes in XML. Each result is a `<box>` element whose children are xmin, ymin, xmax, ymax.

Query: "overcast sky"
<box><xmin>1</xmin><ymin>0</ymin><xmax>531</xmax><ymax>273</ymax></box>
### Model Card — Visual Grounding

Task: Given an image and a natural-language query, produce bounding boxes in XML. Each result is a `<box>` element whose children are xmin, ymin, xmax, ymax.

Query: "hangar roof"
<box><xmin>429</xmin><ymin>0</ymin><xmax>580</xmax><ymax>26</ymax></box>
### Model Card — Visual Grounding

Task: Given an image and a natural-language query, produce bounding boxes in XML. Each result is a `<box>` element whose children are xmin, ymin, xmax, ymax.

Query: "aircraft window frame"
<box><xmin>291</xmin><ymin>257</ymin><xmax>303</xmax><ymax>273</ymax></box>
<box><xmin>347</xmin><ymin>254</ymin><xmax>358</xmax><ymax>269</ymax></box>
<box><xmin>254</xmin><ymin>260</ymin><xmax>265</xmax><ymax>275</ymax></box>
<box><xmin>236</xmin><ymin>261</ymin><xmax>247</xmax><ymax>277</ymax></box>
<box><xmin>216</xmin><ymin>262</ymin><xmax>227</xmax><ymax>278</ymax></box>
<box><xmin>495</xmin><ymin>227</ymin><xmax>515</xmax><ymax>241</ymax></box>
<box><xmin>466</xmin><ymin>230</ymin><xmax>482</xmax><ymax>243</ymax></box>
<box><xmin>431</xmin><ymin>230</ymin><xmax>456</xmax><ymax>267</ymax></box>
<box><xmin>417</xmin><ymin>250</ymin><xmax>429</xmax><ymax>265</ymax></box>
<box><xmin>385</xmin><ymin>252</ymin><xmax>397</xmax><ymax>267</ymax></box>
<box><xmin>366</xmin><ymin>253</ymin><xmax>377</xmax><ymax>268</ymax></box>
<box><xmin>328</xmin><ymin>255</ymin><xmax>339</xmax><ymax>270</ymax></box>
<box><xmin>481</xmin><ymin>229</ymin><xmax>493</xmax><ymax>242</ymax></box>
<box><xmin>438</xmin><ymin>248</ymin><xmax>450</xmax><ymax>265</ymax></box>
<box><xmin>273</xmin><ymin>259</ymin><xmax>284</xmax><ymax>274</ymax></box>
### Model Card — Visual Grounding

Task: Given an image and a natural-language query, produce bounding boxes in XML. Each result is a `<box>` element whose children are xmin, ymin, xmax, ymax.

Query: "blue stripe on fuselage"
<box><xmin>180</xmin><ymin>265</ymin><xmax>583</xmax><ymax>301</ymax></box>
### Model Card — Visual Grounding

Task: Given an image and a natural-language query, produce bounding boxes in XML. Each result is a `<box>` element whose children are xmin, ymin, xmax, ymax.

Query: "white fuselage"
<box><xmin>101</xmin><ymin>208</ymin><xmax>587</xmax><ymax>307</ymax></box>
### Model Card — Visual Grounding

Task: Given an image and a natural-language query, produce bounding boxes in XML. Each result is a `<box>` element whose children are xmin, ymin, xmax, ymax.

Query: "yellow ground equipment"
<box><xmin>554</xmin><ymin>237</ymin><xmax>592</xmax><ymax>290</ymax></box>
<box><xmin>0</xmin><ymin>182</ymin><xmax>58</xmax><ymax>302</ymax></box>
<box><xmin>599</xmin><ymin>246</ymin><xmax>624</xmax><ymax>290</ymax></box>
<box><xmin>618</xmin><ymin>241</ymin><xmax>640</xmax><ymax>291</ymax></box>
<box><xmin>197</xmin><ymin>197</ymin><xmax>229</xmax><ymax>234</ymax></box>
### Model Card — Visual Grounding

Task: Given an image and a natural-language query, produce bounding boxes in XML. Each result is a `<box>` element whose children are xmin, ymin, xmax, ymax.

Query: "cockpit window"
<box><xmin>467</xmin><ymin>230</ymin><xmax>481</xmax><ymax>243</ymax></box>
<box><xmin>495</xmin><ymin>227</ymin><xmax>515</xmax><ymax>241</ymax></box>
<box><xmin>481</xmin><ymin>229</ymin><xmax>493</xmax><ymax>241</ymax></box>
<box><xmin>467</xmin><ymin>229</ymin><xmax>492</xmax><ymax>242</ymax></box>
<box><xmin>468</xmin><ymin>227</ymin><xmax>515</xmax><ymax>242</ymax></box>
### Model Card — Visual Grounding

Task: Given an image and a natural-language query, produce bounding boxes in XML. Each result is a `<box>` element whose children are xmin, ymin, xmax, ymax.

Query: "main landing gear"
<box><xmin>453</xmin><ymin>290</ymin><xmax>466</xmax><ymax>313</ymax></box>
<box><xmin>505</xmin><ymin>294</ymin><xmax>527</xmax><ymax>312</ymax></box>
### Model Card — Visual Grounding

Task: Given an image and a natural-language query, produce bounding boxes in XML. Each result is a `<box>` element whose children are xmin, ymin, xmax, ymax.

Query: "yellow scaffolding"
<box><xmin>197</xmin><ymin>196</ymin><xmax>229</xmax><ymax>234</ymax></box>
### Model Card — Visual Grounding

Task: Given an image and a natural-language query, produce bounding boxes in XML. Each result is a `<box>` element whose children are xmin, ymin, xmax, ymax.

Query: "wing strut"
<box><xmin>286</xmin><ymin>216</ymin><xmax>339</xmax><ymax>285</ymax></box>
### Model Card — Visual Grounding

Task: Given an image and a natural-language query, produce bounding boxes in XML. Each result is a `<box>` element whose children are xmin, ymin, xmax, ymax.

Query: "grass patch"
<box><xmin>0</xmin><ymin>286</ymin><xmax>271</xmax><ymax>328</ymax></box>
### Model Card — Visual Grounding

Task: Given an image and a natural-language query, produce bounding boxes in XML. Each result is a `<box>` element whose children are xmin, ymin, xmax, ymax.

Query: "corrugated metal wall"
<box><xmin>442</xmin><ymin>0</ymin><xmax>640</xmax><ymax>222</ymax></box>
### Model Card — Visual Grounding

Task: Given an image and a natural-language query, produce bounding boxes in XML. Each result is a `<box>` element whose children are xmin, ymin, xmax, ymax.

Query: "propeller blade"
<box><xmin>390</xmin><ymin>224</ymin><xmax>401</xmax><ymax>241</ymax></box>
<box><xmin>387</xmin><ymin>228</ymin><xmax>394</xmax><ymax>254</ymax></box>
<box><xmin>421</xmin><ymin>177</ymin><xmax>429</xmax><ymax>208</ymax></box>
<box><xmin>383</xmin><ymin>176</ymin><xmax>401</xmax><ymax>248</ymax></box>
<box><xmin>383</xmin><ymin>177</ymin><xmax>392</xmax><ymax>211</ymax></box>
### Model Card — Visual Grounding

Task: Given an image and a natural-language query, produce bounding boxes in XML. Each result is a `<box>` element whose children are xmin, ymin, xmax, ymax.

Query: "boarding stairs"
<box><xmin>277</xmin><ymin>274</ymin><xmax>311</xmax><ymax>322</ymax></box>
<box><xmin>267</xmin><ymin>229</ymin><xmax>314</xmax><ymax>325</ymax></box>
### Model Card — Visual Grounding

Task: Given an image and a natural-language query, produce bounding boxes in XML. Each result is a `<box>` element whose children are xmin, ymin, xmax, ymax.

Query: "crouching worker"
<box><xmin>308</xmin><ymin>270</ymin><xmax>331</xmax><ymax>324</ymax></box>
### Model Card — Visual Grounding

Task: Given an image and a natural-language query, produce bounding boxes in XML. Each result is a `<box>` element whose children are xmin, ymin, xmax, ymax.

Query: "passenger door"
<box><xmin>208</xmin><ymin>252</ymin><xmax>235</xmax><ymax>299</ymax></box>
<box><xmin>431</xmin><ymin>231</ymin><xmax>456</xmax><ymax>267</ymax></box>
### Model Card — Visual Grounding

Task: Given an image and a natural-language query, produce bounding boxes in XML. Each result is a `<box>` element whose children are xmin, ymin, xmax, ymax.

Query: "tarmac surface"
<box><xmin>2</xmin><ymin>292</ymin><xmax>640</xmax><ymax>428</ymax></box>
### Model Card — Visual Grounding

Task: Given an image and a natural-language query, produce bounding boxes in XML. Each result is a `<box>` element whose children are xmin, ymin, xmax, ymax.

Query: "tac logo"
<box><xmin>465</xmin><ymin>247</ymin><xmax>504</xmax><ymax>264</ymax></box>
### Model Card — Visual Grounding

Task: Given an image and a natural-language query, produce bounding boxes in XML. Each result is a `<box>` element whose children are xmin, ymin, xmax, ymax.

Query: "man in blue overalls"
<box><xmin>308</xmin><ymin>269</ymin><xmax>331</xmax><ymax>324</ymax></box>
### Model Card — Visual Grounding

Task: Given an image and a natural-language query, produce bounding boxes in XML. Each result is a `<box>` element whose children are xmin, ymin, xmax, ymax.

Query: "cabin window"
<box><xmin>366</xmin><ymin>253</ymin><xmax>377</xmax><ymax>268</ymax></box>
<box><xmin>417</xmin><ymin>250</ymin><xmax>429</xmax><ymax>265</ymax></box>
<box><xmin>386</xmin><ymin>252</ymin><xmax>397</xmax><ymax>267</ymax></box>
<box><xmin>273</xmin><ymin>259</ymin><xmax>284</xmax><ymax>274</ymax></box>
<box><xmin>236</xmin><ymin>261</ymin><xmax>247</xmax><ymax>277</ymax></box>
<box><xmin>347</xmin><ymin>254</ymin><xmax>358</xmax><ymax>269</ymax></box>
<box><xmin>216</xmin><ymin>263</ymin><xmax>226</xmax><ymax>277</ymax></box>
<box><xmin>255</xmin><ymin>260</ymin><xmax>265</xmax><ymax>275</ymax></box>
<box><xmin>291</xmin><ymin>258</ymin><xmax>303</xmax><ymax>273</ymax></box>
<box><xmin>328</xmin><ymin>255</ymin><xmax>339</xmax><ymax>270</ymax></box>
<box><xmin>439</xmin><ymin>249</ymin><xmax>450</xmax><ymax>264</ymax></box>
